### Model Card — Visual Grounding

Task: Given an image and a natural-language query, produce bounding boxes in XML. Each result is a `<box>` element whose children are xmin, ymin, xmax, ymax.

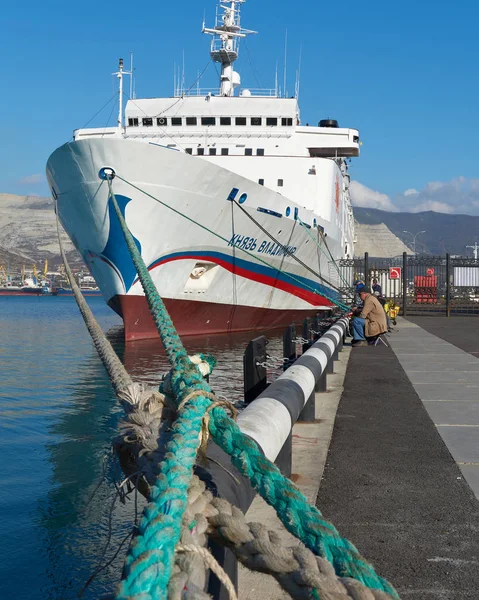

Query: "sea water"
<box><xmin>0</xmin><ymin>296</ymin><xmax>280</xmax><ymax>599</ymax></box>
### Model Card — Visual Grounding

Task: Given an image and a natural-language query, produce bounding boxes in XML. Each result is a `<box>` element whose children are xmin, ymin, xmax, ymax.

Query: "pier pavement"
<box><xmin>318</xmin><ymin>317</ymin><xmax>479</xmax><ymax>600</ymax></box>
<box><xmin>240</xmin><ymin>316</ymin><xmax>479</xmax><ymax>599</ymax></box>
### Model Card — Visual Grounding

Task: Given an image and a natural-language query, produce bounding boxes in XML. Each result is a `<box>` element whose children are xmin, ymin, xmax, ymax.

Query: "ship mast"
<box><xmin>113</xmin><ymin>58</ymin><xmax>132</xmax><ymax>131</ymax></box>
<box><xmin>203</xmin><ymin>0</ymin><xmax>256</xmax><ymax>97</ymax></box>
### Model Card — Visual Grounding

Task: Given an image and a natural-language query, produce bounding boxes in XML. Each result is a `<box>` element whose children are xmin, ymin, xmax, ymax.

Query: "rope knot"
<box><xmin>177</xmin><ymin>389</ymin><xmax>238</xmax><ymax>459</ymax></box>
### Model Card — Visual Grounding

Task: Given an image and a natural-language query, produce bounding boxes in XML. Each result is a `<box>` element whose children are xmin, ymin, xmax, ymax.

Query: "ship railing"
<box><xmin>173</xmin><ymin>86</ymin><xmax>278</xmax><ymax>98</ymax></box>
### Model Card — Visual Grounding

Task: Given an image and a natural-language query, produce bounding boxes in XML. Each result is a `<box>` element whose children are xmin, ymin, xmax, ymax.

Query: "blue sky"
<box><xmin>2</xmin><ymin>0</ymin><xmax>479</xmax><ymax>213</ymax></box>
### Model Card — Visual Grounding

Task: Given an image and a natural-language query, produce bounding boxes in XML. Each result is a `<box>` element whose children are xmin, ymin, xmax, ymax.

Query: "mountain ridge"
<box><xmin>353</xmin><ymin>207</ymin><xmax>479</xmax><ymax>255</ymax></box>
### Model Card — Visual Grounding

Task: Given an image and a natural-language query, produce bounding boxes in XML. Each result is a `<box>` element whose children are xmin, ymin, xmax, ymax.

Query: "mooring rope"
<box><xmin>105</xmin><ymin>177</ymin><xmax>399</xmax><ymax>599</ymax></box>
<box><xmin>54</xmin><ymin>198</ymin><xmax>133</xmax><ymax>395</ymax></box>
<box><xmin>117</xmin><ymin>396</ymin><xmax>397</xmax><ymax>600</ymax></box>
<box><xmin>297</xmin><ymin>216</ymin><xmax>352</xmax><ymax>290</ymax></box>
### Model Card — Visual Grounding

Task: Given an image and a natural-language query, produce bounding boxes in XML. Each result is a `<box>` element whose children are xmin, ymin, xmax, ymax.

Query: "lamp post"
<box><xmin>403</xmin><ymin>230</ymin><xmax>426</xmax><ymax>256</ymax></box>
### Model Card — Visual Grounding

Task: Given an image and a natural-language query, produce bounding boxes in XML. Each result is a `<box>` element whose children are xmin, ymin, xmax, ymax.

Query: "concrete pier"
<box><xmin>239</xmin><ymin>316</ymin><xmax>479</xmax><ymax>599</ymax></box>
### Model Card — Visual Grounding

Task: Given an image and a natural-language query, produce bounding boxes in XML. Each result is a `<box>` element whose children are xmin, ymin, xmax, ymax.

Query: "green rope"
<box><xmin>297</xmin><ymin>216</ymin><xmax>351</xmax><ymax>290</ymax></box>
<box><xmin>116</xmin><ymin>174</ymin><xmax>349</xmax><ymax>312</ymax></box>
<box><xmin>107</xmin><ymin>177</ymin><xmax>399</xmax><ymax>599</ymax></box>
<box><xmin>107</xmin><ymin>178</ymin><xmax>219</xmax><ymax>600</ymax></box>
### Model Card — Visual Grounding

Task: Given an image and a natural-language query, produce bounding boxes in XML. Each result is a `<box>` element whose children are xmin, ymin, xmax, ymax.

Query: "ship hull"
<box><xmin>47</xmin><ymin>137</ymin><xmax>349</xmax><ymax>341</ymax></box>
<box><xmin>114</xmin><ymin>294</ymin><xmax>322</xmax><ymax>340</ymax></box>
<box><xmin>0</xmin><ymin>288</ymin><xmax>50</xmax><ymax>296</ymax></box>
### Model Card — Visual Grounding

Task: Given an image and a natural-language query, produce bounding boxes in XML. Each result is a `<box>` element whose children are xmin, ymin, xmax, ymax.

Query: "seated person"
<box><xmin>351</xmin><ymin>286</ymin><xmax>388</xmax><ymax>347</ymax></box>
<box><xmin>372</xmin><ymin>278</ymin><xmax>382</xmax><ymax>295</ymax></box>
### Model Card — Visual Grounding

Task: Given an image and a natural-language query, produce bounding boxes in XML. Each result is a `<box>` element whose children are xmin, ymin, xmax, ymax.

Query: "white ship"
<box><xmin>46</xmin><ymin>0</ymin><xmax>359</xmax><ymax>341</ymax></box>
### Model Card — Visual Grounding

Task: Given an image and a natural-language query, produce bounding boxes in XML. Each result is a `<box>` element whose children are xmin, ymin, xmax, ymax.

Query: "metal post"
<box><xmin>298</xmin><ymin>390</ymin><xmax>316</xmax><ymax>422</ymax></box>
<box><xmin>243</xmin><ymin>336</ymin><xmax>268</xmax><ymax>404</ymax></box>
<box><xmin>283</xmin><ymin>324</ymin><xmax>296</xmax><ymax>370</ymax></box>
<box><xmin>364</xmin><ymin>252</ymin><xmax>369</xmax><ymax>287</ymax></box>
<box><xmin>274</xmin><ymin>432</ymin><xmax>292</xmax><ymax>477</ymax></box>
<box><xmin>302</xmin><ymin>318</ymin><xmax>312</xmax><ymax>353</ymax></box>
<box><xmin>326</xmin><ymin>355</ymin><xmax>334</xmax><ymax>374</ymax></box>
<box><xmin>446</xmin><ymin>253</ymin><xmax>451</xmax><ymax>317</ymax></box>
<box><xmin>402</xmin><ymin>251</ymin><xmax>408</xmax><ymax>317</ymax></box>
<box><xmin>315</xmin><ymin>370</ymin><xmax>327</xmax><ymax>392</ymax></box>
<box><xmin>312</xmin><ymin>315</ymin><xmax>320</xmax><ymax>341</ymax></box>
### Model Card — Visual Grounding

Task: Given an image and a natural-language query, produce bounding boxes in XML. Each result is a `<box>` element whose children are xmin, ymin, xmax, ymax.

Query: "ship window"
<box><xmin>235</xmin><ymin>117</ymin><xmax>247</xmax><ymax>125</ymax></box>
<box><xmin>172</xmin><ymin>117</ymin><xmax>182</xmax><ymax>126</ymax></box>
<box><xmin>257</xmin><ymin>149</ymin><xmax>265</xmax><ymax>156</ymax></box>
<box><xmin>245</xmin><ymin>148</ymin><xmax>253</xmax><ymax>156</ymax></box>
<box><xmin>197</xmin><ymin>148</ymin><xmax>205</xmax><ymax>155</ymax></box>
<box><xmin>142</xmin><ymin>117</ymin><xmax>153</xmax><ymax>127</ymax></box>
<box><xmin>220</xmin><ymin>117</ymin><xmax>232</xmax><ymax>125</ymax></box>
<box><xmin>278</xmin><ymin>179</ymin><xmax>284</xmax><ymax>187</ymax></box>
<box><xmin>157</xmin><ymin>117</ymin><xmax>167</xmax><ymax>126</ymax></box>
<box><xmin>186</xmin><ymin>117</ymin><xmax>197</xmax><ymax>126</ymax></box>
<box><xmin>281</xmin><ymin>118</ymin><xmax>293</xmax><ymax>126</ymax></box>
<box><xmin>209</xmin><ymin>148</ymin><xmax>217</xmax><ymax>155</ymax></box>
<box><xmin>128</xmin><ymin>117</ymin><xmax>139</xmax><ymax>126</ymax></box>
<box><xmin>202</xmin><ymin>117</ymin><xmax>216</xmax><ymax>126</ymax></box>
<box><xmin>266</xmin><ymin>117</ymin><xmax>278</xmax><ymax>126</ymax></box>
<box><xmin>353</xmin><ymin>135</ymin><xmax>359</xmax><ymax>143</ymax></box>
<box><xmin>185</xmin><ymin>148</ymin><xmax>193</xmax><ymax>155</ymax></box>
<box><xmin>258</xmin><ymin>179</ymin><xmax>264</xmax><ymax>186</ymax></box>
<box><xmin>251</xmin><ymin>117</ymin><xmax>262</xmax><ymax>126</ymax></box>
<box><xmin>221</xmin><ymin>148</ymin><xmax>229</xmax><ymax>155</ymax></box>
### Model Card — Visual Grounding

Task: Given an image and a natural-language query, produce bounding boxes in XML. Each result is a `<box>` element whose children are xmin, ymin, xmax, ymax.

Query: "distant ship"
<box><xmin>54</xmin><ymin>287</ymin><xmax>102</xmax><ymax>297</ymax></box>
<box><xmin>46</xmin><ymin>0</ymin><xmax>359</xmax><ymax>341</ymax></box>
<box><xmin>0</xmin><ymin>278</ymin><xmax>51</xmax><ymax>296</ymax></box>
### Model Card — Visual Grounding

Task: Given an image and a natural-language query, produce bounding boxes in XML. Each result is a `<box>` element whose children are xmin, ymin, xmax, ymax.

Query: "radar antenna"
<box><xmin>203</xmin><ymin>1</ymin><xmax>257</xmax><ymax>96</ymax></box>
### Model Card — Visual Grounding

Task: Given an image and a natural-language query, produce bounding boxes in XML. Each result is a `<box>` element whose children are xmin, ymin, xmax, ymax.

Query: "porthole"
<box><xmin>239</xmin><ymin>193</ymin><xmax>248</xmax><ymax>204</ymax></box>
<box><xmin>285</xmin><ymin>207</ymin><xmax>291</xmax><ymax>217</ymax></box>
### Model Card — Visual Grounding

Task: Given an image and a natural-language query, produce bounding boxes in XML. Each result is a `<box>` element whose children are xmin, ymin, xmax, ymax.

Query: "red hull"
<box><xmin>115</xmin><ymin>295</ymin><xmax>328</xmax><ymax>341</ymax></box>
<box><xmin>0</xmin><ymin>290</ymin><xmax>46</xmax><ymax>296</ymax></box>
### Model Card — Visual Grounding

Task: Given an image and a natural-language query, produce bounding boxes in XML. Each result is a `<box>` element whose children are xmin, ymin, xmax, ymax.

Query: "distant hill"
<box><xmin>0</xmin><ymin>193</ymin><xmax>81</xmax><ymax>272</ymax></box>
<box><xmin>353</xmin><ymin>207</ymin><xmax>479</xmax><ymax>256</ymax></box>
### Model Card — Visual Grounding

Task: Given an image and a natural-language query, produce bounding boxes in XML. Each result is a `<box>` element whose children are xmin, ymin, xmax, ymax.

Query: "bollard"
<box><xmin>312</xmin><ymin>315</ymin><xmax>320</xmax><ymax>341</ymax></box>
<box><xmin>302</xmin><ymin>318</ymin><xmax>313</xmax><ymax>354</ymax></box>
<box><xmin>283</xmin><ymin>324</ymin><xmax>297</xmax><ymax>370</ymax></box>
<box><xmin>243</xmin><ymin>336</ymin><xmax>268</xmax><ymax>404</ymax></box>
<box><xmin>238</xmin><ymin>318</ymin><xmax>349</xmax><ymax>464</ymax></box>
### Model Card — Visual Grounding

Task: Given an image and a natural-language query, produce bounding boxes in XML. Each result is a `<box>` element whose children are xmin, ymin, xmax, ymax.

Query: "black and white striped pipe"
<box><xmin>237</xmin><ymin>317</ymin><xmax>349</xmax><ymax>461</ymax></box>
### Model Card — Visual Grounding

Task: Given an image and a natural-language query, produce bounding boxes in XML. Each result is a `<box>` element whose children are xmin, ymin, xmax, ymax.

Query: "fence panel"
<box><xmin>340</xmin><ymin>254</ymin><xmax>479</xmax><ymax>316</ymax></box>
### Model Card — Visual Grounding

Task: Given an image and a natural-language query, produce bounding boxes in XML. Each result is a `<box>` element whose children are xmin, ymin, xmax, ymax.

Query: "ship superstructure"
<box><xmin>47</xmin><ymin>0</ymin><xmax>359</xmax><ymax>341</ymax></box>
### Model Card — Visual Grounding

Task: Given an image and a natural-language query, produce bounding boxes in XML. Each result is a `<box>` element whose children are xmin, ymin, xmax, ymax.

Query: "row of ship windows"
<box><xmin>185</xmin><ymin>147</ymin><xmax>265</xmax><ymax>156</ymax></box>
<box><xmin>127</xmin><ymin>116</ymin><xmax>294</xmax><ymax>127</ymax></box>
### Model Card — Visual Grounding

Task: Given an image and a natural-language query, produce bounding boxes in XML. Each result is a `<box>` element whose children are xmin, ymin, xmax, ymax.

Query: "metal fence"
<box><xmin>339</xmin><ymin>253</ymin><xmax>479</xmax><ymax>316</ymax></box>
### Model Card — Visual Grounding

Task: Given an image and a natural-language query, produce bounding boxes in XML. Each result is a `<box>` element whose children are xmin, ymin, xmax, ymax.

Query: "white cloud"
<box><xmin>351</xmin><ymin>177</ymin><xmax>479</xmax><ymax>215</ymax></box>
<box><xmin>350</xmin><ymin>180</ymin><xmax>397</xmax><ymax>211</ymax></box>
<box><xmin>18</xmin><ymin>174</ymin><xmax>44</xmax><ymax>185</ymax></box>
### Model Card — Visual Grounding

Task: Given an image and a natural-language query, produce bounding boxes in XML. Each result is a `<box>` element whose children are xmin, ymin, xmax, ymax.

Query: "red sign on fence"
<box><xmin>426</xmin><ymin>268</ymin><xmax>435</xmax><ymax>276</ymax></box>
<box><xmin>389</xmin><ymin>267</ymin><xmax>402</xmax><ymax>280</ymax></box>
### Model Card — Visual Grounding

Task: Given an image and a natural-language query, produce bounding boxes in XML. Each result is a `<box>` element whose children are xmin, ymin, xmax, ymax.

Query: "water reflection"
<box><xmin>121</xmin><ymin>328</ymin><xmax>284</xmax><ymax>403</ymax></box>
<box><xmin>1</xmin><ymin>297</ymin><xmax>284</xmax><ymax>599</ymax></box>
